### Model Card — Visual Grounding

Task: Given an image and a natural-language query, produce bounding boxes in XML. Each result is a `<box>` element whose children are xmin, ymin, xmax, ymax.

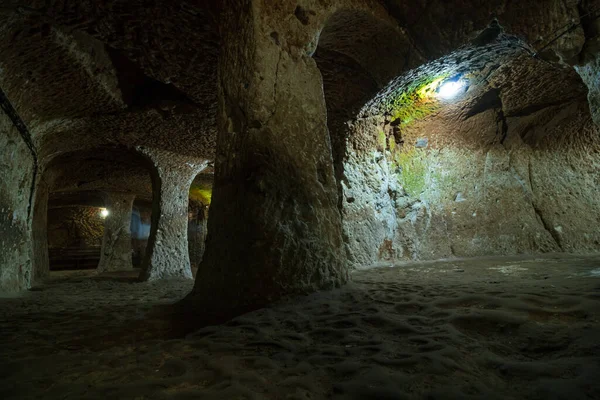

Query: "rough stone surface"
<box><xmin>0</xmin><ymin>111</ymin><xmax>34</xmax><ymax>292</ymax></box>
<box><xmin>31</xmin><ymin>170</ymin><xmax>53</xmax><ymax>284</ymax></box>
<box><xmin>0</xmin><ymin>0</ymin><xmax>599</xmax><ymax>313</ymax></box>
<box><xmin>384</xmin><ymin>0</ymin><xmax>588</xmax><ymax>60</ymax></box>
<box><xmin>338</xmin><ymin>37</ymin><xmax>600</xmax><ymax>268</ymax></box>
<box><xmin>577</xmin><ymin>0</ymin><xmax>600</xmax><ymax>126</ymax></box>
<box><xmin>46</xmin><ymin>147</ymin><xmax>154</xmax><ymax>202</ymax></box>
<box><xmin>21</xmin><ymin>147</ymin><xmax>154</xmax><ymax>286</ymax></box>
<box><xmin>576</xmin><ymin>15</ymin><xmax>600</xmax><ymax>127</ymax></box>
<box><xmin>2</xmin><ymin>255</ymin><xmax>600</xmax><ymax>399</ymax></box>
<box><xmin>138</xmin><ymin>148</ymin><xmax>207</xmax><ymax>281</ymax></box>
<box><xmin>0</xmin><ymin>1</ymin><xmax>219</xmax><ymax>161</ymax></box>
<box><xmin>47</xmin><ymin>206</ymin><xmax>104</xmax><ymax>249</ymax></box>
<box><xmin>188</xmin><ymin>0</ymin><xmax>397</xmax><ymax>321</ymax></box>
<box><xmin>97</xmin><ymin>193</ymin><xmax>135</xmax><ymax>273</ymax></box>
<box><xmin>576</xmin><ymin>56</ymin><xmax>600</xmax><ymax>126</ymax></box>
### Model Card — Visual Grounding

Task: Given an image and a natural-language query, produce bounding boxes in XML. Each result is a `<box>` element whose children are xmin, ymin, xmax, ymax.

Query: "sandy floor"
<box><xmin>1</xmin><ymin>254</ymin><xmax>599</xmax><ymax>400</ymax></box>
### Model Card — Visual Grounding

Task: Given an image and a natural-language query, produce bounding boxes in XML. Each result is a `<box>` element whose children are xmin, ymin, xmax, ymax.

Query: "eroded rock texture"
<box><xmin>138</xmin><ymin>148</ymin><xmax>208</xmax><ymax>281</ymax></box>
<box><xmin>47</xmin><ymin>206</ymin><xmax>104</xmax><ymax>249</ymax></box>
<box><xmin>180</xmin><ymin>0</ymin><xmax>600</xmax><ymax>321</ymax></box>
<box><xmin>97</xmin><ymin>193</ymin><xmax>135</xmax><ymax>273</ymax></box>
<box><xmin>576</xmin><ymin>4</ymin><xmax>600</xmax><ymax>126</ymax></box>
<box><xmin>0</xmin><ymin>104</ymin><xmax>34</xmax><ymax>292</ymax></box>
<box><xmin>335</xmin><ymin>36</ymin><xmax>600</xmax><ymax>268</ymax></box>
<box><xmin>188</xmin><ymin>0</ymin><xmax>367</xmax><ymax>321</ymax></box>
<box><xmin>0</xmin><ymin>0</ymin><xmax>599</xmax><ymax>316</ymax></box>
<box><xmin>0</xmin><ymin>0</ymin><xmax>218</xmax><ymax>290</ymax></box>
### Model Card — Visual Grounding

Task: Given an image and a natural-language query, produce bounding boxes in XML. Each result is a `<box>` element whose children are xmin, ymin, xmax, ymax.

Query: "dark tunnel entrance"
<box><xmin>36</xmin><ymin>147</ymin><xmax>155</xmax><ymax>277</ymax></box>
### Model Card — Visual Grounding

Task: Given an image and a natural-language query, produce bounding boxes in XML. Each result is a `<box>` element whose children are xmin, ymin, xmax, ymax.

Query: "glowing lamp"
<box><xmin>437</xmin><ymin>80</ymin><xmax>465</xmax><ymax>100</ymax></box>
<box><xmin>100</xmin><ymin>208</ymin><xmax>109</xmax><ymax>218</ymax></box>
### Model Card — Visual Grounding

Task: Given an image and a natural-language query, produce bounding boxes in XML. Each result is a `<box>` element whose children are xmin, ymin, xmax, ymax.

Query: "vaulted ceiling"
<box><xmin>0</xmin><ymin>0</ymin><xmax>597</xmax><ymax>207</ymax></box>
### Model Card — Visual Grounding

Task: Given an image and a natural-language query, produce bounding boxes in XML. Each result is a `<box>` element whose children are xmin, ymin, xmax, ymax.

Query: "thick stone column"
<box><xmin>97</xmin><ymin>192</ymin><xmax>135</xmax><ymax>273</ymax></box>
<box><xmin>185</xmin><ymin>0</ymin><xmax>348</xmax><ymax>322</ymax></box>
<box><xmin>138</xmin><ymin>148</ymin><xmax>206</xmax><ymax>281</ymax></box>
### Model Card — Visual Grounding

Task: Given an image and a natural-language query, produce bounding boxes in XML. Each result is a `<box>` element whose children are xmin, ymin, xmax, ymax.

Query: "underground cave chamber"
<box><xmin>183</xmin><ymin>8</ymin><xmax>600</xmax><ymax>325</ymax></box>
<box><xmin>48</xmin><ymin>153</ymin><xmax>214</xmax><ymax>278</ymax></box>
<box><xmin>302</xmin><ymin>8</ymin><xmax>600</xmax><ymax>279</ymax></box>
<box><xmin>0</xmin><ymin>0</ymin><xmax>597</xmax><ymax>309</ymax></box>
<box><xmin>1</xmin><ymin>1</ymin><xmax>600</xmax><ymax>398</ymax></box>
<box><xmin>11</xmin><ymin>146</ymin><xmax>213</xmax><ymax>284</ymax></box>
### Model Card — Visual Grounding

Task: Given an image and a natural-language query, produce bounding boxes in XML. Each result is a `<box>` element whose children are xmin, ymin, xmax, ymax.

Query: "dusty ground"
<box><xmin>1</xmin><ymin>254</ymin><xmax>599</xmax><ymax>400</ymax></box>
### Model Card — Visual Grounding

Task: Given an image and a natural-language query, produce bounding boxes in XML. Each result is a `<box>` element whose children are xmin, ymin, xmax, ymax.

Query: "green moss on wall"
<box><xmin>189</xmin><ymin>186</ymin><xmax>212</xmax><ymax>205</ymax></box>
<box><xmin>377</xmin><ymin>129</ymin><xmax>387</xmax><ymax>150</ymax></box>
<box><xmin>396</xmin><ymin>149</ymin><xmax>427</xmax><ymax>197</ymax></box>
<box><xmin>388</xmin><ymin>135</ymin><xmax>397</xmax><ymax>153</ymax></box>
<box><xmin>387</xmin><ymin>75</ymin><xmax>448</xmax><ymax>127</ymax></box>
<box><xmin>375</xmin><ymin>75</ymin><xmax>453</xmax><ymax>197</ymax></box>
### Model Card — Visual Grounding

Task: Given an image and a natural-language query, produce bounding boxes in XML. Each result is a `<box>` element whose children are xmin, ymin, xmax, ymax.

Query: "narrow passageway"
<box><xmin>35</xmin><ymin>148</ymin><xmax>155</xmax><ymax>279</ymax></box>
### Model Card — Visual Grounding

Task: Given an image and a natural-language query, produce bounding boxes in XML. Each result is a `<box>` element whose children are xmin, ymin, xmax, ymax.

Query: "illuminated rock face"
<box><xmin>97</xmin><ymin>193</ymin><xmax>135</xmax><ymax>273</ymax></box>
<box><xmin>336</xmin><ymin>38</ymin><xmax>600</xmax><ymax>268</ymax></box>
<box><xmin>187</xmin><ymin>1</ymin><xmax>362</xmax><ymax>323</ymax></box>
<box><xmin>0</xmin><ymin>0</ymin><xmax>599</xmax><ymax>318</ymax></box>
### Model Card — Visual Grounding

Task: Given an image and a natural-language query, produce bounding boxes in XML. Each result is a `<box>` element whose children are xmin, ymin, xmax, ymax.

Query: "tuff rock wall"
<box><xmin>0</xmin><ymin>111</ymin><xmax>34</xmax><ymax>292</ymax></box>
<box><xmin>138</xmin><ymin>147</ymin><xmax>207</xmax><ymax>281</ymax></box>
<box><xmin>340</xmin><ymin>40</ymin><xmax>600</xmax><ymax>268</ymax></box>
<box><xmin>47</xmin><ymin>206</ymin><xmax>104</xmax><ymax>249</ymax></box>
<box><xmin>185</xmin><ymin>0</ymin><xmax>600</xmax><ymax>321</ymax></box>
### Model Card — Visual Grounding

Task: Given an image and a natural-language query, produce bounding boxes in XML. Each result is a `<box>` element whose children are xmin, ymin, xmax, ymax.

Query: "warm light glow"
<box><xmin>100</xmin><ymin>208</ymin><xmax>109</xmax><ymax>218</ymax></box>
<box><xmin>437</xmin><ymin>80</ymin><xmax>465</xmax><ymax>100</ymax></box>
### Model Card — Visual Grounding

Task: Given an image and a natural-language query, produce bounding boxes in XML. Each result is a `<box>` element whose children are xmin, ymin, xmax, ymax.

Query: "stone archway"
<box><xmin>313</xmin><ymin>9</ymin><xmax>422</xmax><ymax>268</ymax></box>
<box><xmin>30</xmin><ymin>147</ymin><xmax>154</xmax><ymax>283</ymax></box>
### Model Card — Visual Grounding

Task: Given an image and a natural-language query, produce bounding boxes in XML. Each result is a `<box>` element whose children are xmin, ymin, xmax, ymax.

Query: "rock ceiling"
<box><xmin>0</xmin><ymin>0</ymin><xmax>598</xmax><ymax>202</ymax></box>
<box><xmin>0</xmin><ymin>0</ymin><xmax>221</xmax><ymax>163</ymax></box>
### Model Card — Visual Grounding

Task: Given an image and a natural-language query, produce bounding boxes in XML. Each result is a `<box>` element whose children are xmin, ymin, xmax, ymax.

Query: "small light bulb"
<box><xmin>100</xmin><ymin>208</ymin><xmax>109</xmax><ymax>218</ymax></box>
<box><xmin>438</xmin><ymin>80</ymin><xmax>465</xmax><ymax>100</ymax></box>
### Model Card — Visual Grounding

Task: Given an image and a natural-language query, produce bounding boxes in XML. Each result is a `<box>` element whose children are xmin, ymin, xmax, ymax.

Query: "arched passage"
<box><xmin>313</xmin><ymin>8</ymin><xmax>600</xmax><ymax>270</ymax></box>
<box><xmin>314</xmin><ymin>10</ymin><xmax>423</xmax><ymax>267</ymax></box>
<box><xmin>31</xmin><ymin>146</ymin><xmax>154</xmax><ymax>282</ymax></box>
